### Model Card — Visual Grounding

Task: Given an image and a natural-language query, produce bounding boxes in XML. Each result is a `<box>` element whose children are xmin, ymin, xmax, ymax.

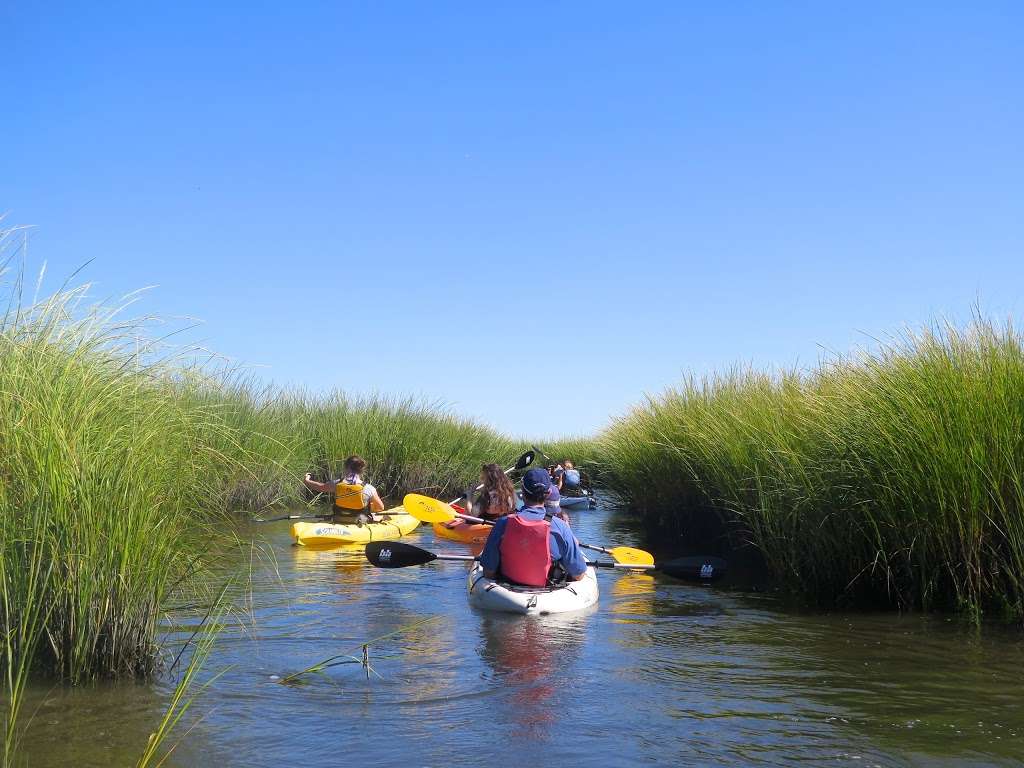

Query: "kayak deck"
<box><xmin>432</xmin><ymin>518</ymin><xmax>491</xmax><ymax>545</ymax></box>
<box><xmin>466</xmin><ymin>562</ymin><xmax>599</xmax><ymax>615</ymax></box>
<box><xmin>292</xmin><ymin>506</ymin><xmax>419</xmax><ymax>546</ymax></box>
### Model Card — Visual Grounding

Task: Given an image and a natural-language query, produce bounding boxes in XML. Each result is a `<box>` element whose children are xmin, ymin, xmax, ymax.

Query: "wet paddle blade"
<box><xmin>403</xmin><ymin>493</ymin><xmax>459</xmax><ymax>524</ymax></box>
<box><xmin>609</xmin><ymin>546</ymin><xmax>655</xmax><ymax>566</ymax></box>
<box><xmin>657</xmin><ymin>556</ymin><xmax>728</xmax><ymax>582</ymax></box>
<box><xmin>365</xmin><ymin>541</ymin><xmax>438</xmax><ymax>568</ymax></box>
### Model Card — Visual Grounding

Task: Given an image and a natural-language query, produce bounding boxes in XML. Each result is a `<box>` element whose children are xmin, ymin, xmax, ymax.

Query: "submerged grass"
<box><xmin>597</xmin><ymin>317</ymin><xmax>1024</xmax><ymax>619</ymax></box>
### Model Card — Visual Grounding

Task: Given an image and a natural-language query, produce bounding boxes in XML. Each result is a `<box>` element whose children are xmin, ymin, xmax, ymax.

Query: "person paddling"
<box><xmin>303</xmin><ymin>454</ymin><xmax>385</xmax><ymax>522</ymax></box>
<box><xmin>561</xmin><ymin>459</ymin><xmax>582</xmax><ymax>492</ymax></box>
<box><xmin>543</xmin><ymin>464</ymin><xmax>568</xmax><ymax>520</ymax></box>
<box><xmin>470</xmin><ymin>462</ymin><xmax>517</xmax><ymax>522</ymax></box>
<box><xmin>479</xmin><ymin>468</ymin><xmax>588</xmax><ymax>585</ymax></box>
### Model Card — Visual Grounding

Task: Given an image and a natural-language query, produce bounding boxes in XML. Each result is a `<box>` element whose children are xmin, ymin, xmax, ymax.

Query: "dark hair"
<box><xmin>478</xmin><ymin>463</ymin><xmax>515</xmax><ymax>518</ymax></box>
<box><xmin>522</xmin><ymin>490</ymin><xmax>547</xmax><ymax>506</ymax></box>
<box><xmin>344</xmin><ymin>455</ymin><xmax>367</xmax><ymax>475</ymax></box>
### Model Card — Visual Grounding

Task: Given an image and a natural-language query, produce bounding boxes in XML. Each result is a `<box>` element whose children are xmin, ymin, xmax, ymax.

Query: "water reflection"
<box><xmin>13</xmin><ymin>509</ymin><xmax>1024</xmax><ymax>768</ymax></box>
<box><xmin>609</xmin><ymin>572</ymin><xmax>656</xmax><ymax>622</ymax></box>
<box><xmin>474</xmin><ymin>610</ymin><xmax>593</xmax><ymax>741</ymax></box>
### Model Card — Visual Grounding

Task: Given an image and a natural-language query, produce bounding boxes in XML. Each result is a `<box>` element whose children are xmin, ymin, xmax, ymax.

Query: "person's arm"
<box><xmin>479</xmin><ymin>519</ymin><xmax>506</xmax><ymax>578</ymax></box>
<box><xmin>557</xmin><ymin>523</ymin><xmax>589</xmax><ymax>581</ymax></box>
<box><xmin>367</xmin><ymin>487</ymin><xmax>385</xmax><ymax>513</ymax></box>
<box><xmin>303</xmin><ymin>473</ymin><xmax>334</xmax><ymax>495</ymax></box>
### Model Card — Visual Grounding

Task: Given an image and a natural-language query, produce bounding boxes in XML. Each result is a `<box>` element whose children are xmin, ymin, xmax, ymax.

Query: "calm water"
<box><xmin>18</xmin><ymin>502</ymin><xmax>1024</xmax><ymax>767</ymax></box>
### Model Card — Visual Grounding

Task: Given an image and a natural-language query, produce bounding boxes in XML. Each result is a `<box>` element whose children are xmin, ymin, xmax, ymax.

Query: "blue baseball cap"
<box><xmin>521</xmin><ymin>468</ymin><xmax>552</xmax><ymax>496</ymax></box>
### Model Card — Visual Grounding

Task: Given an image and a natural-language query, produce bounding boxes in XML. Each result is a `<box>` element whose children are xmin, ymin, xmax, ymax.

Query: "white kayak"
<box><xmin>466</xmin><ymin>562</ymin><xmax>599</xmax><ymax>615</ymax></box>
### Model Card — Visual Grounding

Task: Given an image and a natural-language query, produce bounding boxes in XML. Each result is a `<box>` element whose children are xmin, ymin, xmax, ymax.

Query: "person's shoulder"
<box><xmin>549</xmin><ymin>516</ymin><xmax>573</xmax><ymax>535</ymax></box>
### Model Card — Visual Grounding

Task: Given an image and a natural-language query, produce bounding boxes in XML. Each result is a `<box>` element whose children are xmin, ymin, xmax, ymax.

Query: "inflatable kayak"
<box><xmin>432</xmin><ymin>518</ymin><xmax>491</xmax><ymax>545</ymax></box>
<box><xmin>292</xmin><ymin>507</ymin><xmax>419</xmax><ymax>546</ymax></box>
<box><xmin>466</xmin><ymin>562</ymin><xmax>599</xmax><ymax>615</ymax></box>
<box><xmin>558</xmin><ymin>494</ymin><xmax>595</xmax><ymax>509</ymax></box>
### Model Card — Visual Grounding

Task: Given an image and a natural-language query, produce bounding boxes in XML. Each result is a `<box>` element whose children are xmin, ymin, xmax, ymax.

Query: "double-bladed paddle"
<box><xmin>402</xmin><ymin>493</ymin><xmax>656</xmax><ymax>566</ymax></box>
<box><xmin>253</xmin><ymin>512</ymin><xmax>333</xmax><ymax>523</ymax></box>
<box><xmin>365</xmin><ymin>541</ymin><xmax>728</xmax><ymax>582</ymax></box>
<box><xmin>447</xmin><ymin>449</ymin><xmax>534</xmax><ymax>506</ymax></box>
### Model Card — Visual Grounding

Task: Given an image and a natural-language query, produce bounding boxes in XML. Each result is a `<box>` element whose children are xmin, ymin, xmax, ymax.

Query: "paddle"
<box><xmin>447</xmin><ymin>450</ymin><xmax>534</xmax><ymax>506</ymax></box>
<box><xmin>402</xmin><ymin>493</ymin><xmax>655</xmax><ymax>566</ymax></box>
<box><xmin>365</xmin><ymin>541</ymin><xmax>728</xmax><ymax>581</ymax></box>
<box><xmin>256</xmin><ymin>451</ymin><xmax>533</xmax><ymax>524</ymax></box>
<box><xmin>532</xmin><ymin>443</ymin><xmax>596</xmax><ymax>504</ymax></box>
<box><xmin>253</xmin><ymin>512</ymin><xmax>332</xmax><ymax>523</ymax></box>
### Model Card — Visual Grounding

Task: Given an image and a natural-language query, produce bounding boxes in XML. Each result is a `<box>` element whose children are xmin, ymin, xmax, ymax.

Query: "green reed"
<box><xmin>0</xmin><ymin>254</ymin><xmax>518</xmax><ymax>758</ymax></box>
<box><xmin>598</xmin><ymin>318</ymin><xmax>1024</xmax><ymax>619</ymax></box>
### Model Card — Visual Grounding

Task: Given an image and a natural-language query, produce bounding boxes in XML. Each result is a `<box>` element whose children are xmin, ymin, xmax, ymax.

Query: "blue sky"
<box><xmin>3</xmin><ymin>2</ymin><xmax>1022</xmax><ymax>436</ymax></box>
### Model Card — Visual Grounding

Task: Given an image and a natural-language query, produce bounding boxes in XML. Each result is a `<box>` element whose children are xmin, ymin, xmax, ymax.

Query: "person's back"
<box><xmin>561</xmin><ymin>460</ymin><xmax>582</xmax><ymax>491</ymax></box>
<box><xmin>544</xmin><ymin>483</ymin><xmax>561</xmax><ymax>518</ymax></box>
<box><xmin>473</xmin><ymin>462</ymin><xmax>516</xmax><ymax>521</ymax></box>
<box><xmin>303</xmin><ymin>454</ymin><xmax>386</xmax><ymax>521</ymax></box>
<box><xmin>480</xmin><ymin>468</ymin><xmax>587</xmax><ymax>586</ymax></box>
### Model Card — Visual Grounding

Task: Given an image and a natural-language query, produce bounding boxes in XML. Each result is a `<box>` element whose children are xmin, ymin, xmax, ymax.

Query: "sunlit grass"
<box><xmin>0</xmin><ymin>230</ymin><xmax>520</xmax><ymax>759</ymax></box>
<box><xmin>597</xmin><ymin>317</ymin><xmax>1024</xmax><ymax>619</ymax></box>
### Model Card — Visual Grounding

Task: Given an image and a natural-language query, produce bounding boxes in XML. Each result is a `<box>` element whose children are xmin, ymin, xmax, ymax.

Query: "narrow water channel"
<box><xmin>19</xmin><ymin>501</ymin><xmax>1024</xmax><ymax>767</ymax></box>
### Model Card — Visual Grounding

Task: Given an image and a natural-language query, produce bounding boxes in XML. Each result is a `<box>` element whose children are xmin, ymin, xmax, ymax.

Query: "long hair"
<box><xmin>478</xmin><ymin>463</ymin><xmax>516</xmax><ymax>518</ymax></box>
<box><xmin>343</xmin><ymin>455</ymin><xmax>367</xmax><ymax>476</ymax></box>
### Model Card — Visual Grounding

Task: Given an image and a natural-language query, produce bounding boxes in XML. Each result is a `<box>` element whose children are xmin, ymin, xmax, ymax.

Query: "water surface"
<box><xmin>19</xmin><ymin>502</ymin><xmax>1024</xmax><ymax>767</ymax></box>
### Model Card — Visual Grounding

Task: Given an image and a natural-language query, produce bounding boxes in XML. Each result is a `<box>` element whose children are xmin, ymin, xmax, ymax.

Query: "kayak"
<box><xmin>515</xmin><ymin>490</ymin><xmax>596</xmax><ymax>509</ymax></box>
<box><xmin>466</xmin><ymin>562</ymin><xmax>599</xmax><ymax>615</ymax></box>
<box><xmin>292</xmin><ymin>507</ymin><xmax>419</xmax><ymax>546</ymax></box>
<box><xmin>558</xmin><ymin>495</ymin><xmax>594</xmax><ymax>509</ymax></box>
<box><xmin>432</xmin><ymin>518</ymin><xmax>491</xmax><ymax>545</ymax></box>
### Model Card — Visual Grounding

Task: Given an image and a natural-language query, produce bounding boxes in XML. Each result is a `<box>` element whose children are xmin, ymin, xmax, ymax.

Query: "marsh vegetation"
<box><xmin>597</xmin><ymin>317</ymin><xmax>1024</xmax><ymax>619</ymax></box>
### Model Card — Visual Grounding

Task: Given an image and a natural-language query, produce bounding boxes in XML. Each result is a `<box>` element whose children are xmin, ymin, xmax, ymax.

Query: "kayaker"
<box><xmin>561</xmin><ymin>460</ymin><xmax>582</xmax><ymax>492</ymax></box>
<box><xmin>548</xmin><ymin>463</ymin><xmax>564</xmax><ymax>490</ymax></box>
<box><xmin>302</xmin><ymin>454</ymin><xmax>385</xmax><ymax>520</ymax></box>
<box><xmin>544</xmin><ymin>481</ymin><xmax>565</xmax><ymax>521</ymax></box>
<box><xmin>472</xmin><ymin>463</ymin><xmax>517</xmax><ymax>521</ymax></box>
<box><xmin>480</xmin><ymin>468</ymin><xmax>588</xmax><ymax>585</ymax></box>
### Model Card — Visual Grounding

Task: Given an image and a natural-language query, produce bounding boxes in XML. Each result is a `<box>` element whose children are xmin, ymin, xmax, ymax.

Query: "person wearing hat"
<box><xmin>479</xmin><ymin>468</ymin><xmax>588</xmax><ymax>586</ymax></box>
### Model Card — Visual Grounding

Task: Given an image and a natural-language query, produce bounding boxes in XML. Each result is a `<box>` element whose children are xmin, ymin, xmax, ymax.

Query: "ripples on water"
<box><xmin>19</xmin><ymin>504</ymin><xmax>1024</xmax><ymax>767</ymax></box>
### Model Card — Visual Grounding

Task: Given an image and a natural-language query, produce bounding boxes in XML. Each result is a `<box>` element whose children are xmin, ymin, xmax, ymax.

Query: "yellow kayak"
<box><xmin>291</xmin><ymin>506</ymin><xmax>419</xmax><ymax>547</ymax></box>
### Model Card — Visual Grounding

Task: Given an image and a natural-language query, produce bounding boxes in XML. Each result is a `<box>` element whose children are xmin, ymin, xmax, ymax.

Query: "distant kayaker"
<box><xmin>480</xmin><ymin>468</ymin><xmax>588</xmax><ymax>585</ymax></box>
<box><xmin>561</xmin><ymin>459</ymin><xmax>582</xmax><ymax>492</ymax></box>
<box><xmin>544</xmin><ymin>481</ymin><xmax>565</xmax><ymax>521</ymax></box>
<box><xmin>303</xmin><ymin>454</ymin><xmax>385</xmax><ymax>519</ymax></box>
<box><xmin>472</xmin><ymin>463</ymin><xmax>517</xmax><ymax>521</ymax></box>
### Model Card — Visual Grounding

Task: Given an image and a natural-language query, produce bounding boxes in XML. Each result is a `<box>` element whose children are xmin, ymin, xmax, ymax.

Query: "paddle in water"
<box><xmin>365</xmin><ymin>541</ymin><xmax>726</xmax><ymax>581</ymax></box>
<box><xmin>403</xmin><ymin>493</ymin><xmax>655</xmax><ymax>566</ymax></box>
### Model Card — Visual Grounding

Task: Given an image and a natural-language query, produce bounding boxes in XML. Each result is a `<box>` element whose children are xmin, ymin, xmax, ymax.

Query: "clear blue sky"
<box><xmin>3</xmin><ymin>3</ymin><xmax>1022</xmax><ymax>436</ymax></box>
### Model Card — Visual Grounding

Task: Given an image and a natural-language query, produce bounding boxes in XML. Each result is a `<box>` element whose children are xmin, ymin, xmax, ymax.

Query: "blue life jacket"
<box><xmin>563</xmin><ymin>469</ymin><xmax>581</xmax><ymax>489</ymax></box>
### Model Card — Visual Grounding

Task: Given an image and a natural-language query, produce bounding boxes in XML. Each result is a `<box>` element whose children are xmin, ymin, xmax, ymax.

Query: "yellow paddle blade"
<box><xmin>609</xmin><ymin>546</ymin><xmax>655</xmax><ymax>566</ymax></box>
<box><xmin>402</xmin><ymin>494</ymin><xmax>459</xmax><ymax>524</ymax></box>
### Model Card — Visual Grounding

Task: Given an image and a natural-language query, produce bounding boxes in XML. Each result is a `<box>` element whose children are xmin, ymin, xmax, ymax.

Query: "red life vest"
<box><xmin>499</xmin><ymin>515</ymin><xmax>552</xmax><ymax>587</ymax></box>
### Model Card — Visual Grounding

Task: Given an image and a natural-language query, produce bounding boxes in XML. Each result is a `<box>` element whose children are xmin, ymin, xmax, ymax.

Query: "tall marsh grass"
<box><xmin>0</xmin><ymin>237</ymin><xmax>518</xmax><ymax>757</ymax></box>
<box><xmin>598</xmin><ymin>318</ymin><xmax>1024</xmax><ymax>618</ymax></box>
